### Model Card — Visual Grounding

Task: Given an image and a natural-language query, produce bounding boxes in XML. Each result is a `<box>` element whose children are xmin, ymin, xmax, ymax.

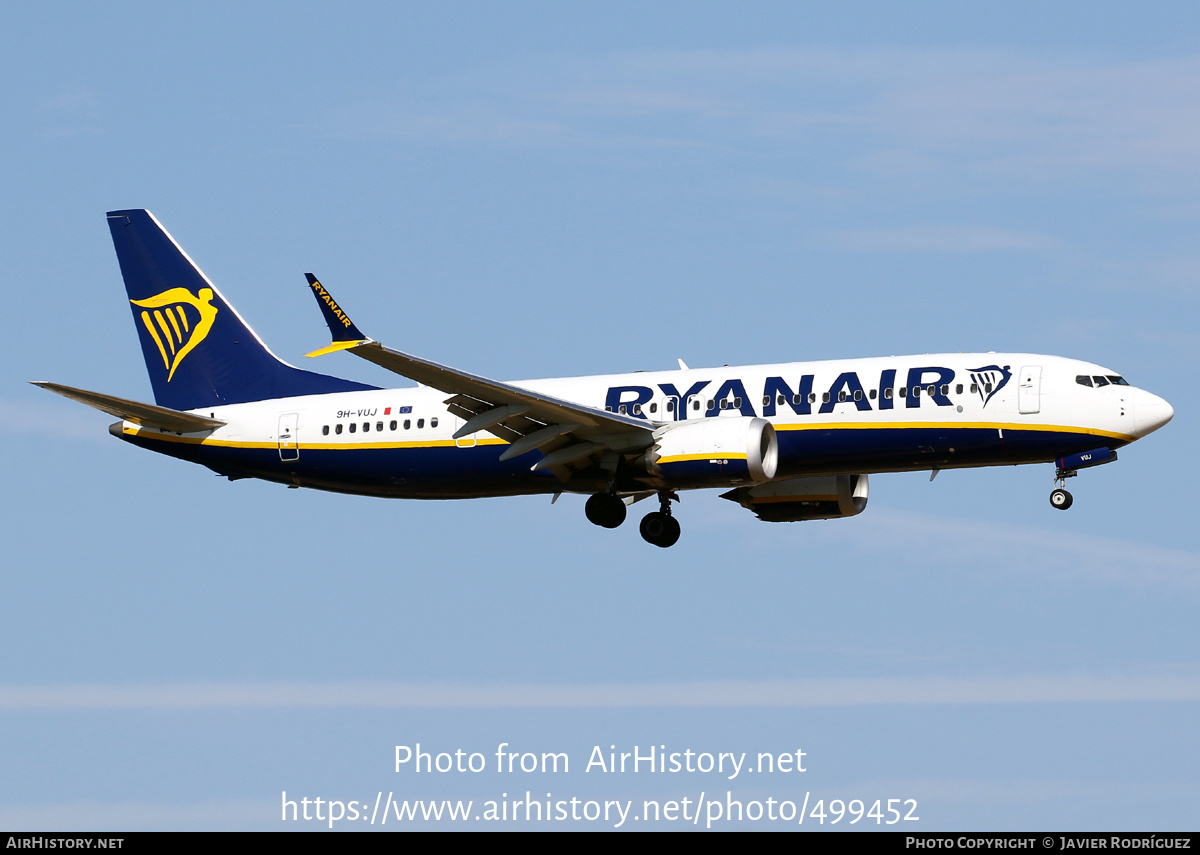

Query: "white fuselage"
<box><xmin>115</xmin><ymin>352</ymin><xmax>1172</xmax><ymax>500</ymax></box>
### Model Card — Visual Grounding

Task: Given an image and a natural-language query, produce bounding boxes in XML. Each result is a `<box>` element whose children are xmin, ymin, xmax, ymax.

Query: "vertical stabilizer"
<box><xmin>107</xmin><ymin>209</ymin><xmax>376</xmax><ymax>410</ymax></box>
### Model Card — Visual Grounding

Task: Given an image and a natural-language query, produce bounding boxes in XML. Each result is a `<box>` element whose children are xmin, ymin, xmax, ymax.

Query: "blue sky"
<box><xmin>2</xmin><ymin>2</ymin><xmax>1199</xmax><ymax>830</ymax></box>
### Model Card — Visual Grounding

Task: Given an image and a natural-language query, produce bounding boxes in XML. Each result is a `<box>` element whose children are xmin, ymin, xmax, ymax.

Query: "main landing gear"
<box><xmin>1050</xmin><ymin>466</ymin><xmax>1075</xmax><ymax>511</ymax></box>
<box><xmin>639</xmin><ymin>492</ymin><xmax>681</xmax><ymax>549</ymax></box>
<box><xmin>584</xmin><ymin>490</ymin><xmax>681</xmax><ymax>547</ymax></box>
<box><xmin>584</xmin><ymin>492</ymin><xmax>626</xmax><ymax>528</ymax></box>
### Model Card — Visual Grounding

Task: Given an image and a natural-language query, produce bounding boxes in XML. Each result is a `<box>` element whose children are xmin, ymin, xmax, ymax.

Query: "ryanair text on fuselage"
<box><xmin>603</xmin><ymin>363</ymin><xmax>1011</xmax><ymax>421</ymax></box>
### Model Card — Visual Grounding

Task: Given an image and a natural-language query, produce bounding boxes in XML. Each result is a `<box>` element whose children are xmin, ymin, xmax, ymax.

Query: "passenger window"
<box><xmin>970</xmin><ymin>383</ymin><xmax>978</xmax><ymax>394</ymax></box>
<box><xmin>618</xmin><ymin>404</ymin><xmax>627</xmax><ymax>414</ymax></box>
<box><xmin>808</xmin><ymin>393</ymin><xmax>816</xmax><ymax>404</ymax></box>
<box><xmin>632</xmin><ymin>404</ymin><xmax>641</xmax><ymax>415</ymax></box>
<box><xmin>390</xmin><ymin>420</ymin><xmax>397</xmax><ymax>430</ymax></box>
<box><xmin>1076</xmin><ymin>375</ymin><xmax>1093</xmax><ymax>387</ymax></box>
<box><xmin>912</xmin><ymin>387</ymin><xmax>921</xmax><ymax>398</ymax></box>
<box><xmin>792</xmin><ymin>394</ymin><xmax>802</xmax><ymax>405</ymax></box>
<box><xmin>927</xmin><ymin>384</ymin><xmax>936</xmax><ymax>396</ymax></box>
<box><xmin>377</xmin><ymin>421</ymin><xmax>384</xmax><ymax>431</ymax></box>
<box><xmin>899</xmin><ymin>387</ymin><xmax>908</xmax><ymax>398</ymax></box>
<box><xmin>417</xmin><ymin>419</ymin><xmax>424</xmax><ymax>429</ymax></box>
<box><xmin>940</xmin><ymin>384</ymin><xmax>948</xmax><ymax>395</ymax></box>
<box><xmin>720</xmin><ymin>399</ymin><xmax>729</xmax><ymax>409</ymax></box>
<box><xmin>822</xmin><ymin>393</ymin><xmax>830</xmax><ymax>403</ymax></box>
<box><xmin>322</xmin><ymin>425</ymin><xmax>329</xmax><ymax>436</ymax></box>
<box><xmin>349</xmin><ymin>423</ymin><xmax>356</xmax><ymax>433</ymax></box>
<box><xmin>985</xmin><ymin>383</ymin><xmax>993</xmax><ymax>393</ymax></box>
<box><xmin>956</xmin><ymin>384</ymin><xmax>963</xmax><ymax>394</ymax></box>
<box><xmin>431</xmin><ymin>418</ymin><xmax>439</xmax><ymax>427</ymax></box>
<box><xmin>693</xmin><ymin>400</ymin><xmax>701</xmax><ymax>411</ymax></box>
<box><xmin>404</xmin><ymin>419</ymin><xmax>411</xmax><ymax>429</ymax></box>
<box><xmin>734</xmin><ymin>397</ymin><xmax>742</xmax><ymax>407</ymax></box>
<box><xmin>335</xmin><ymin>424</ymin><xmax>343</xmax><ymax>435</ymax></box>
<box><xmin>666</xmin><ymin>400</ymin><xmax>675</xmax><ymax>413</ymax></box>
<box><xmin>707</xmin><ymin>400</ymin><xmax>715</xmax><ymax>411</ymax></box>
<box><xmin>362</xmin><ymin>422</ymin><xmax>369</xmax><ymax>432</ymax></box>
<box><xmin>763</xmin><ymin>396</ymin><xmax>770</xmax><ymax>406</ymax></box>
<box><xmin>838</xmin><ymin>391</ymin><xmax>847</xmax><ymax>402</ymax></box>
<box><xmin>605</xmin><ymin>406</ymin><xmax>612</xmax><ymax>412</ymax></box>
<box><xmin>884</xmin><ymin>388</ymin><xmax>893</xmax><ymax>399</ymax></box>
<box><xmin>853</xmin><ymin>390</ymin><xmax>863</xmax><ymax>401</ymax></box>
<box><xmin>869</xmin><ymin>389</ymin><xmax>877</xmax><ymax>399</ymax></box>
<box><xmin>649</xmin><ymin>403</ymin><xmax>657</xmax><ymax>413</ymax></box>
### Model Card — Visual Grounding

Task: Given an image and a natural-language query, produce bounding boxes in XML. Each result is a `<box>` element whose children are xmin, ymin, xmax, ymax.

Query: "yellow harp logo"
<box><xmin>130</xmin><ymin>287</ymin><xmax>219</xmax><ymax>381</ymax></box>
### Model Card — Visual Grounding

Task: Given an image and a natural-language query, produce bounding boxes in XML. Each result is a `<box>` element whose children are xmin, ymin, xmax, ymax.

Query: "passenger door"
<box><xmin>1018</xmin><ymin>366</ymin><xmax>1042</xmax><ymax>414</ymax></box>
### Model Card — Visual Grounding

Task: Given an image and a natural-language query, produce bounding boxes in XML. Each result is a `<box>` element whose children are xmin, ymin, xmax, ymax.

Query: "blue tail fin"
<box><xmin>107</xmin><ymin>209</ymin><xmax>377</xmax><ymax>410</ymax></box>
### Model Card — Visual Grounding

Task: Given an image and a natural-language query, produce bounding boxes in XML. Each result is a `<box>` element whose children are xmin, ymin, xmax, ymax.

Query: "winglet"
<box><xmin>305</xmin><ymin>273</ymin><xmax>370</xmax><ymax>357</ymax></box>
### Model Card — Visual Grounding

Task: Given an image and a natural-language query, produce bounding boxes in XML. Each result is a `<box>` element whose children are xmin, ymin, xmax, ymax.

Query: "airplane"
<box><xmin>34</xmin><ymin>209</ymin><xmax>1174</xmax><ymax>547</ymax></box>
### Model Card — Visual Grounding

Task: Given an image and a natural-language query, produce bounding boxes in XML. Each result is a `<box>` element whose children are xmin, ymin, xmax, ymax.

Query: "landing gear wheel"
<box><xmin>585</xmin><ymin>493</ymin><xmax>627</xmax><ymax>528</ymax></box>
<box><xmin>639</xmin><ymin>511</ymin><xmax>681</xmax><ymax>548</ymax></box>
<box><xmin>1050</xmin><ymin>488</ymin><xmax>1073</xmax><ymax>510</ymax></box>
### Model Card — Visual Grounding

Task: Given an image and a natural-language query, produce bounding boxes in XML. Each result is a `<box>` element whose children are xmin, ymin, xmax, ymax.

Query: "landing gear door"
<box><xmin>278</xmin><ymin>413</ymin><xmax>299</xmax><ymax>461</ymax></box>
<box><xmin>1018</xmin><ymin>365</ymin><xmax>1042</xmax><ymax>414</ymax></box>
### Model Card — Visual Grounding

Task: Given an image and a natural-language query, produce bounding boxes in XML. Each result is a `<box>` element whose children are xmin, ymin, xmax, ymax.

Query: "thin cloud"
<box><xmin>822</xmin><ymin>225</ymin><xmax>1058</xmax><ymax>253</ymax></box>
<box><xmin>852</xmin><ymin>509</ymin><xmax>1200</xmax><ymax>589</ymax></box>
<box><xmin>0</xmin><ymin>800</ymin><xmax>269</xmax><ymax>831</ymax></box>
<box><xmin>325</xmin><ymin>48</ymin><xmax>1200</xmax><ymax>180</ymax></box>
<box><xmin>2</xmin><ymin>672</ymin><xmax>1197</xmax><ymax>711</ymax></box>
<box><xmin>0</xmin><ymin>396</ymin><xmax>113</xmax><ymax>442</ymax></box>
<box><xmin>34</xmin><ymin>84</ymin><xmax>104</xmax><ymax>138</ymax></box>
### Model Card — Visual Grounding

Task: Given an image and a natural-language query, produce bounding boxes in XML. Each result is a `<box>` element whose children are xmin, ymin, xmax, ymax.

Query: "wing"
<box><xmin>303</xmin><ymin>275</ymin><xmax>655</xmax><ymax>479</ymax></box>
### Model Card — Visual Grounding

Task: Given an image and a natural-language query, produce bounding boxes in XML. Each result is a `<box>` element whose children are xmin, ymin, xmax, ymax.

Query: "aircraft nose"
<box><xmin>1133</xmin><ymin>388</ymin><xmax>1174</xmax><ymax>437</ymax></box>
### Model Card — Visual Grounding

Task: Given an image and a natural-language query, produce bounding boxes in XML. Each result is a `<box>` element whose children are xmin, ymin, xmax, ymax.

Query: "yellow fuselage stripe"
<box><xmin>123</xmin><ymin>420</ymin><xmax>1133</xmax><ymax>450</ymax></box>
<box><xmin>773</xmin><ymin>420</ymin><xmax>1134</xmax><ymax>442</ymax></box>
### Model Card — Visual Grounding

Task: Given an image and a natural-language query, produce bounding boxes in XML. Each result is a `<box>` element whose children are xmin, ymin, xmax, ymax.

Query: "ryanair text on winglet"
<box><xmin>310</xmin><ymin>279</ymin><xmax>354</xmax><ymax>329</ymax></box>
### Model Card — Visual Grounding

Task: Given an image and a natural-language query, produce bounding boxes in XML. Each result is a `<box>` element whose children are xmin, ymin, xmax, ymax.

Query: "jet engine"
<box><xmin>643</xmin><ymin>417</ymin><xmax>778</xmax><ymax>488</ymax></box>
<box><xmin>721</xmin><ymin>473</ymin><xmax>869</xmax><ymax>522</ymax></box>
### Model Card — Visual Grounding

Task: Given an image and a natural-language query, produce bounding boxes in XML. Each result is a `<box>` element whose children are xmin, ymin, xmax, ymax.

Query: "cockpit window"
<box><xmin>1107</xmin><ymin>375</ymin><xmax>1130</xmax><ymax>386</ymax></box>
<box><xmin>1092</xmin><ymin>376</ymin><xmax>1110</xmax><ymax>387</ymax></box>
<box><xmin>1076</xmin><ymin>375</ymin><xmax>1093</xmax><ymax>387</ymax></box>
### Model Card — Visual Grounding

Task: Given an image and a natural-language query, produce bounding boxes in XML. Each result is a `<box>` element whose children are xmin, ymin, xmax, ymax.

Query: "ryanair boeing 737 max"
<box><xmin>34</xmin><ymin>210</ymin><xmax>1174</xmax><ymax>547</ymax></box>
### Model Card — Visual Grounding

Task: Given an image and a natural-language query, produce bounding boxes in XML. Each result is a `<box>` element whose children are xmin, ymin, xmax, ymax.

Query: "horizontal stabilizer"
<box><xmin>31</xmin><ymin>382</ymin><xmax>226</xmax><ymax>432</ymax></box>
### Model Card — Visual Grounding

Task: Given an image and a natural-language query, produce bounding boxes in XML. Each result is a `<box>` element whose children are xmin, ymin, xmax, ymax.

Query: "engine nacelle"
<box><xmin>721</xmin><ymin>474</ymin><xmax>869</xmax><ymax>522</ymax></box>
<box><xmin>645</xmin><ymin>417</ymin><xmax>778</xmax><ymax>488</ymax></box>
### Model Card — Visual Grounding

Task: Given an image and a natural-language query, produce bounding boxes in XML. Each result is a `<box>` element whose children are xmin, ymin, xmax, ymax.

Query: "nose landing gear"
<box><xmin>1050</xmin><ymin>487</ymin><xmax>1073</xmax><ymax>510</ymax></box>
<box><xmin>1049</xmin><ymin>467</ymin><xmax>1075</xmax><ymax>511</ymax></box>
<box><xmin>640</xmin><ymin>491</ymin><xmax>681</xmax><ymax>548</ymax></box>
<box><xmin>1048</xmin><ymin>447</ymin><xmax>1118</xmax><ymax>511</ymax></box>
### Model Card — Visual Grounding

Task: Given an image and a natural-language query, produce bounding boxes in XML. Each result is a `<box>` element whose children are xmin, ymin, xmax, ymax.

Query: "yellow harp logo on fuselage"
<box><xmin>131</xmin><ymin>287</ymin><xmax>218</xmax><ymax>381</ymax></box>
